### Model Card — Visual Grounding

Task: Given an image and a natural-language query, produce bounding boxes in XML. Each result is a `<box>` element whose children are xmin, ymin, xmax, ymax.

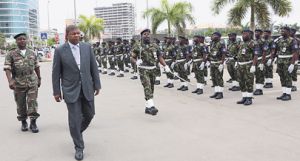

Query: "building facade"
<box><xmin>94</xmin><ymin>3</ymin><xmax>135</xmax><ymax>40</ymax></box>
<box><xmin>0</xmin><ymin>0</ymin><xmax>39</xmax><ymax>38</ymax></box>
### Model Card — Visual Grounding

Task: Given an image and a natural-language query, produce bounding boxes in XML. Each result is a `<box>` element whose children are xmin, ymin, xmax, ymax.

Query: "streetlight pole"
<box><xmin>47</xmin><ymin>0</ymin><xmax>50</xmax><ymax>30</ymax></box>
<box><xmin>74</xmin><ymin>0</ymin><xmax>77</xmax><ymax>25</ymax></box>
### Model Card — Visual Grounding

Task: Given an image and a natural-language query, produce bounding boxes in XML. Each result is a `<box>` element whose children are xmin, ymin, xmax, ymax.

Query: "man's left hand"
<box><xmin>94</xmin><ymin>89</ymin><xmax>100</xmax><ymax>96</ymax></box>
<box><xmin>38</xmin><ymin>78</ymin><xmax>41</xmax><ymax>88</ymax></box>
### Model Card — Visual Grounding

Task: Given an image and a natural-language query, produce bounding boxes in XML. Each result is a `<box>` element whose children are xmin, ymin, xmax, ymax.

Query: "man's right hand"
<box><xmin>54</xmin><ymin>95</ymin><xmax>62</xmax><ymax>102</ymax></box>
<box><xmin>9</xmin><ymin>79</ymin><xmax>16</xmax><ymax>90</ymax></box>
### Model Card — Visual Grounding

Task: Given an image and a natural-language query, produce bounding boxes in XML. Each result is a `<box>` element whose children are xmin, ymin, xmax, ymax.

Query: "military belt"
<box><xmin>16</xmin><ymin>70</ymin><xmax>34</xmax><ymax>76</ymax></box>
<box><xmin>164</xmin><ymin>59</ymin><xmax>172</xmax><ymax>61</ymax></box>
<box><xmin>257</xmin><ymin>56</ymin><xmax>263</xmax><ymax>60</ymax></box>
<box><xmin>115</xmin><ymin>54</ymin><xmax>123</xmax><ymax>57</ymax></box>
<box><xmin>238</xmin><ymin>61</ymin><xmax>252</xmax><ymax>65</ymax></box>
<box><xmin>138</xmin><ymin>66</ymin><xmax>156</xmax><ymax>70</ymax></box>
<box><xmin>211</xmin><ymin>61</ymin><xmax>221</xmax><ymax>64</ymax></box>
<box><xmin>107</xmin><ymin>55</ymin><xmax>114</xmax><ymax>58</ymax></box>
<box><xmin>278</xmin><ymin>55</ymin><xmax>292</xmax><ymax>58</ymax></box>
<box><xmin>193</xmin><ymin>59</ymin><xmax>203</xmax><ymax>62</ymax></box>
<box><xmin>265</xmin><ymin>55</ymin><xmax>271</xmax><ymax>58</ymax></box>
<box><xmin>176</xmin><ymin>59</ymin><xmax>186</xmax><ymax>63</ymax></box>
<box><xmin>227</xmin><ymin>57</ymin><xmax>234</xmax><ymax>60</ymax></box>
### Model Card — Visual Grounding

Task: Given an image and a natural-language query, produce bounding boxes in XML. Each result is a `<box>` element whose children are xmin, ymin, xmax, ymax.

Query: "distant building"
<box><xmin>0</xmin><ymin>0</ymin><xmax>39</xmax><ymax>38</ymax></box>
<box><xmin>65</xmin><ymin>19</ymin><xmax>80</xmax><ymax>27</ymax></box>
<box><xmin>94</xmin><ymin>3</ymin><xmax>135</xmax><ymax>40</ymax></box>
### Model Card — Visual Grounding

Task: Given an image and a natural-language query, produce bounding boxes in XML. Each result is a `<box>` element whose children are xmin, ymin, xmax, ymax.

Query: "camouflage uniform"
<box><xmin>174</xmin><ymin>44</ymin><xmax>190</xmax><ymax>90</ymax></box>
<box><xmin>263</xmin><ymin>38</ymin><xmax>275</xmax><ymax>88</ymax></box>
<box><xmin>132</xmin><ymin>43</ymin><xmax>161</xmax><ymax>101</ymax></box>
<box><xmin>227</xmin><ymin>40</ymin><xmax>240</xmax><ymax>90</ymax></box>
<box><xmin>162</xmin><ymin>42</ymin><xmax>176</xmax><ymax>87</ymax></box>
<box><xmin>153</xmin><ymin>40</ymin><xmax>162</xmax><ymax>84</ymax></box>
<box><xmin>100</xmin><ymin>43</ymin><xmax>108</xmax><ymax>73</ymax></box>
<box><xmin>3</xmin><ymin>48</ymin><xmax>40</xmax><ymax>121</ymax></box>
<box><xmin>291</xmin><ymin>37</ymin><xmax>300</xmax><ymax>91</ymax></box>
<box><xmin>107</xmin><ymin>43</ymin><xmax>116</xmax><ymax>75</ymax></box>
<box><xmin>123</xmin><ymin>41</ymin><xmax>131</xmax><ymax>72</ymax></box>
<box><xmin>130</xmin><ymin>41</ymin><xmax>139</xmax><ymax>79</ymax></box>
<box><xmin>115</xmin><ymin>42</ymin><xmax>125</xmax><ymax>77</ymax></box>
<box><xmin>253</xmin><ymin>37</ymin><xmax>265</xmax><ymax>95</ymax></box>
<box><xmin>93</xmin><ymin>46</ymin><xmax>101</xmax><ymax>68</ymax></box>
<box><xmin>208</xmin><ymin>40</ymin><xmax>226</xmax><ymax>98</ymax></box>
<box><xmin>191</xmin><ymin>42</ymin><xmax>207</xmax><ymax>94</ymax></box>
<box><xmin>275</xmin><ymin>37</ymin><xmax>299</xmax><ymax>99</ymax></box>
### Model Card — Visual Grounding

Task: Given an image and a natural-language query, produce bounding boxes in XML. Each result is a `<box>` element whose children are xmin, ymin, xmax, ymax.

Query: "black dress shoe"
<box><xmin>181</xmin><ymin>86</ymin><xmax>188</xmax><ymax>91</ymax></box>
<box><xmin>281</xmin><ymin>94</ymin><xmax>291</xmax><ymax>101</ymax></box>
<box><xmin>124</xmin><ymin>69</ymin><xmax>129</xmax><ymax>73</ymax></box>
<box><xmin>29</xmin><ymin>119</ymin><xmax>39</xmax><ymax>133</ymax></box>
<box><xmin>263</xmin><ymin>83</ymin><xmax>273</xmax><ymax>88</ymax></box>
<box><xmin>75</xmin><ymin>149</ymin><xmax>84</xmax><ymax>161</ymax></box>
<box><xmin>237</xmin><ymin>97</ymin><xmax>246</xmax><ymax>104</ymax></box>
<box><xmin>164</xmin><ymin>83</ymin><xmax>171</xmax><ymax>87</ymax></box>
<box><xmin>154</xmin><ymin>80</ymin><xmax>160</xmax><ymax>85</ymax></box>
<box><xmin>253</xmin><ymin>89</ymin><xmax>263</xmax><ymax>95</ymax></box>
<box><xmin>177</xmin><ymin>86</ymin><xmax>184</xmax><ymax>90</ymax></box>
<box><xmin>21</xmin><ymin>120</ymin><xmax>28</xmax><ymax>132</ymax></box>
<box><xmin>130</xmin><ymin>76</ymin><xmax>138</xmax><ymax>80</ymax></box>
<box><xmin>102</xmin><ymin>71</ymin><xmax>107</xmax><ymax>74</ymax></box>
<box><xmin>192</xmin><ymin>88</ymin><xmax>199</xmax><ymax>93</ymax></box>
<box><xmin>210</xmin><ymin>92</ymin><xmax>218</xmax><ymax>98</ymax></box>
<box><xmin>117</xmin><ymin>74</ymin><xmax>124</xmax><ymax>77</ymax></box>
<box><xmin>197</xmin><ymin>89</ymin><xmax>203</xmax><ymax>95</ymax></box>
<box><xmin>168</xmin><ymin>84</ymin><xmax>174</xmax><ymax>88</ymax></box>
<box><xmin>145</xmin><ymin>107</ymin><xmax>158</xmax><ymax>115</ymax></box>
<box><xmin>276</xmin><ymin>93</ymin><xmax>286</xmax><ymax>100</ymax></box>
<box><xmin>292</xmin><ymin>86</ymin><xmax>297</xmax><ymax>92</ymax></box>
<box><xmin>244</xmin><ymin>97</ymin><xmax>252</xmax><ymax>105</ymax></box>
<box><xmin>215</xmin><ymin>92</ymin><xmax>223</xmax><ymax>99</ymax></box>
<box><xmin>231</xmin><ymin>86</ymin><xmax>240</xmax><ymax>91</ymax></box>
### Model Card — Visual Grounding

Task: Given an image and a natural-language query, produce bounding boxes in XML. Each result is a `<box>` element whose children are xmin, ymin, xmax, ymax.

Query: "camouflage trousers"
<box><xmin>96</xmin><ymin>56</ymin><xmax>101</xmax><ymax>67</ymax></box>
<box><xmin>210</xmin><ymin>64</ymin><xmax>224</xmax><ymax>87</ymax></box>
<box><xmin>255</xmin><ymin>60</ymin><xmax>265</xmax><ymax>84</ymax></box>
<box><xmin>264</xmin><ymin>58</ymin><xmax>273</xmax><ymax>79</ymax></box>
<box><xmin>292</xmin><ymin>64</ymin><xmax>298</xmax><ymax>81</ymax></box>
<box><xmin>193</xmin><ymin>61</ymin><xmax>205</xmax><ymax>84</ymax></box>
<box><xmin>139</xmin><ymin>68</ymin><xmax>156</xmax><ymax>100</ymax></box>
<box><xmin>101</xmin><ymin>56</ymin><xmax>107</xmax><ymax>69</ymax></box>
<box><xmin>108</xmin><ymin>57</ymin><xmax>116</xmax><ymax>70</ymax></box>
<box><xmin>14</xmin><ymin>86</ymin><xmax>40</xmax><ymax>121</ymax></box>
<box><xmin>124</xmin><ymin>54</ymin><xmax>131</xmax><ymax>68</ymax></box>
<box><xmin>116</xmin><ymin>56</ymin><xmax>124</xmax><ymax>71</ymax></box>
<box><xmin>175</xmin><ymin>61</ymin><xmax>189</xmax><ymax>82</ymax></box>
<box><xmin>237</xmin><ymin>64</ymin><xmax>254</xmax><ymax>93</ymax></box>
<box><xmin>155</xmin><ymin>61</ymin><xmax>161</xmax><ymax>77</ymax></box>
<box><xmin>165</xmin><ymin>60</ymin><xmax>174</xmax><ymax>79</ymax></box>
<box><xmin>277</xmin><ymin>62</ymin><xmax>293</xmax><ymax>87</ymax></box>
<box><xmin>227</xmin><ymin>60</ymin><xmax>238</xmax><ymax>81</ymax></box>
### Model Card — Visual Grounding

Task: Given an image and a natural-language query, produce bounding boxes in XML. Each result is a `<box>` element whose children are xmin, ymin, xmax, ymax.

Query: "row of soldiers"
<box><xmin>92</xmin><ymin>26</ymin><xmax>299</xmax><ymax>107</ymax></box>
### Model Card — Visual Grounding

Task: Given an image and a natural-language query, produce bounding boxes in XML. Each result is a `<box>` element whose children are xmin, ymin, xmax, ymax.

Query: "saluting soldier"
<box><xmin>131</xmin><ymin>29</ymin><xmax>171</xmax><ymax>116</ymax></box>
<box><xmin>3</xmin><ymin>33</ymin><xmax>41</xmax><ymax>133</ymax></box>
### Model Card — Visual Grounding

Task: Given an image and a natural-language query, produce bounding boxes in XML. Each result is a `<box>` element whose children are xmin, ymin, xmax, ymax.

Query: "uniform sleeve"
<box><xmin>253</xmin><ymin>42</ymin><xmax>261</xmax><ymax>56</ymax></box>
<box><xmin>131</xmin><ymin>45</ymin><xmax>139</xmax><ymax>58</ymax></box>
<box><xmin>220</xmin><ymin>43</ymin><xmax>227</xmax><ymax>54</ymax></box>
<box><xmin>34</xmin><ymin>51</ymin><xmax>40</xmax><ymax>68</ymax></box>
<box><xmin>291</xmin><ymin>39</ymin><xmax>299</xmax><ymax>52</ymax></box>
<box><xmin>3</xmin><ymin>52</ymin><xmax>12</xmax><ymax>71</ymax></box>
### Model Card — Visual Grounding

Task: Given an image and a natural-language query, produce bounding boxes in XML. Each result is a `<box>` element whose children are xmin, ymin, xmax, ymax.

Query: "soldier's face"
<box><xmin>229</xmin><ymin>35</ymin><xmax>236</xmax><ymax>41</ymax></box>
<box><xmin>281</xmin><ymin>29</ymin><xmax>289</xmax><ymax>37</ymax></box>
<box><xmin>142</xmin><ymin>31</ymin><xmax>151</xmax><ymax>44</ymax></box>
<box><xmin>67</xmin><ymin>29</ymin><xmax>81</xmax><ymax>45</ymax></box>
<box><xmin>242</xmin><ymin>32</ymin><xmax>250</xmax><ymax>41</ymax></box>
<box><xmin>263</xmin><ymin>32</ymin><xmax>271</xmax><ymax>39</ymax></box>
<box><xmin>16</xmin><ymin>36</ymin><xmax>27</xmax><ymax>49</ymax></box>
<box><xmin>255</xmin><ymin>31</ymin><xmax>262</xmax><ymax>39</ymax></box>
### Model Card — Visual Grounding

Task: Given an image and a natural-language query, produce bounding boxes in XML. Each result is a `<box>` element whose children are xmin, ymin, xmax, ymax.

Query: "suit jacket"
<box><xmin>52</xmin><ymin>42</ymin><xmax>101</xmax><ymax>104</ymax></box>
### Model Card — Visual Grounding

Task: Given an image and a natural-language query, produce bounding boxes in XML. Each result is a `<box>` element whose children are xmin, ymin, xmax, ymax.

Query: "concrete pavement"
<box><xmin>0</xmin><ymin>60</ymin><xmax>300</xmax><ymax>161</ymax></box>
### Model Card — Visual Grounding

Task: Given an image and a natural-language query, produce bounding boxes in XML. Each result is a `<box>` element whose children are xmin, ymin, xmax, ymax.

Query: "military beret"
<box><xmin>178</xmin><ymin>35</ymin><xmax>186</xmax><ymax>40</ymax></box>
<box><xmin>281</xmin><ymin>26</ymin><xmax>290</xmax><ymax>31</ymax></box>
<box><xmin>255</xmin><ymin>29</ymin><xmax>263</xmax><ymax>32</ymax></box>
<box><xmin>140</xmin><ymin>29</ymin><xmax>150</xmax><ymax>35</ymax></box>
<box><xmin>164</xmin><ymin>36</ymin><xmax>169</xmax><ymax>39</ymax></box>
<box><xmin>212</xmin><ymin>32</ymin><xmax>221</xmax><ymax>37</ymax></box>
<box><xmin>263</xmin><ymin>30</ymin><xmax>271</xmax><ymax>33</ymax></box>
<box><xmin>228</xmin><ymin>33</ymin><xmax>237</xmax><ymax>36</ymax></box>
<box><xmin>242</xmin><ymin>29</ymin><xmax>252</xmax><ymax>33</ymax></box>
<box><xmin>194</xmin><ymin>35</ymin><xmax>205</xmax><ymax>39</ymax></box>
<box><xmin>14</xmin><ymin>33</ymin><xmax>27</xmax><ymax>39</ymax></box>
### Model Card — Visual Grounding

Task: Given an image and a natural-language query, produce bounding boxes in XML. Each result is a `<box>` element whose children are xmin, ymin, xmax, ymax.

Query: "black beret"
<box><xmin>178</xmin><ymin>35</ymin><xmax>186</xmax><ymax>40</ymax></box>
<box><xmin>194</xmin><ymin>35</ymin><xmax>205</xmax><ymax>39</ymax></box>
<box><xmin>242</xmin><ymin>29</ymin><xmax>252</xmax><ymax>33</ymax></box>
<box><xmin>228</xmin><ymin>33</ymin><xmax>237</xmax><ymax>36</ymax></box>
<box><xmin>213</xmin><ymin>32</ymin><xmax>221</xmax><ymax>37</ymax></box>
<box><xmin>255</xmin><ymin>29</ymin><xmax>263</xmax><ymax>32</ymax></box>
<box><xmin>140</xmin><ymin>29</ymin><xmax>150</xmax><ymax>35</ymax></box>
<box><xmin>263</xmin><ymin>30</ymin><xmax>271</xmax><ymax>33</ymax></box>
<box><xmin>14</xmin><ymin>33</ymin><xmax>27</xmax><ymax>39</ymax></box>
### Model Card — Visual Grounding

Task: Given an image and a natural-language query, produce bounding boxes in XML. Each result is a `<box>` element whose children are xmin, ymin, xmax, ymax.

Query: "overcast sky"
<box><xmin>39</xmin><ymin>0</ymin><xmax>300</xmax><ymax>33</ymax></box>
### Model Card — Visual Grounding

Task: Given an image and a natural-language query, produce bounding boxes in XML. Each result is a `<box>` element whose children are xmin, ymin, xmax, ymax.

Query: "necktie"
<box><xmin>72</xmin><ymin>45</ymin><xmax>80</xmax><ymax>69</ymax></box>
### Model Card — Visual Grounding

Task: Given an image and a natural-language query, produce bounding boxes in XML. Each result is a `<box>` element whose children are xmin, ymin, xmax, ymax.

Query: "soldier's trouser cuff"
<box><xmin>17</xmin><ymin>115</ymin><xmax>28</xmax><ymax>121</ymax></box>
<box><xmin>28</xmin><ymin>112</ymin><xmax>40</xmax><ymax>120</ymax></box>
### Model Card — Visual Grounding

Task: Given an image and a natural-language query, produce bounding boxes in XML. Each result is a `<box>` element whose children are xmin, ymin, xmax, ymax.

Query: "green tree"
<box><xmin>78</xmin><ymin>15</ymin><xmax>104</xmax><ymax>42</ymax></box>
<box><xmin>212</xmin><ymin>0</ymin><xmax>292</xmax><ymax>31</ymax></box>
<box><xmin>143</xmin><ymin>0</ymin><xmax>195</xmax><ymax>36</ymax></box>
<box><xmin>47</xmin><ymin>38</ymin><xmax>56</xmax><ymax>46</ymax></box>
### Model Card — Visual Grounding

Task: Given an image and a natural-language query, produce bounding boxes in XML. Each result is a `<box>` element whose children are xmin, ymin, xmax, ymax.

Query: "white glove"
<box><xmin>258</xmin><ymin>63</ymin><xmax>264</xmax><ymax>71</ymax></box>
<box><xmin>266</xmin><ymin>59</ymin><xmax>272</xmax><ymax>66</ymax></box>
<box><xmin>199</xmin><ymin>62</ymin><xmax>205</xmax><ymax>70</ymax></box>
<box><xmin>164</xmin><ymin>65</ymin><xmax>171</xmax><ymax>73</ymax></box>
<box><xmin>250</xmin><ymin>65</ymin><xmax>256</xmax><ymax>73</ymax></box>
<box><xmin>205</xmin><ymin>61</ymin><xmax>210</xmax><ymax>67</ymax></box>
<box><xmin>170</xmin><ymin>62</ymin><xmax>175</xmax><ymax>69</ymax></box>
<box><xmin>234</xmin><ymin>62</ymin><xmax>238</xmax><ymax>68</ymax></box>
<box><xmin>184</xmin><ymin>63</ymin><xmax>188</xmax><ymax>70</ymax></box>
<box><xmin>136</xmin><ymin>59</ymin><xmax>143</xmax><ymax>66</ymax></box>
<box><xmin>112</xmin><ymin>57</ymin><xmax>115</xmax><ymax>61</ymax></box>
<box><xmin>218</xmin><ymin>64</ymin><xmax>224</xmax><ymax>72</ymax></box>
<box><xmin>288</xmin><ymin>64</ymin><xmax>295</xmax><ymax>73</ymax></box>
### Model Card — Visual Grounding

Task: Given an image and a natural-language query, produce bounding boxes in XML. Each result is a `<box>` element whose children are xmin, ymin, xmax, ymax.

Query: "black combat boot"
<box><xmin>164</xmin><ymin>83</ymin><xmax>171</xmax><ymax>88</ymax></box>
<box><xmin>21</xmin><ymin>120</ymin><xmax>28</xmax><ymax>132</ymax></box>
<box><xmin>108</xmin><ymin>72</ymin><xmax>115</xmax><ymax>76</ymax></box>
<box><xmin>102</xmin><ymin>71</ymin><xmax>107</xmax><ymax>74</ymax></box>
<box><xmin>281</xmin><ymin>94</ymin><xmax>291</xmax><ymax>101</ymax></box>
<box><xmin>292</xmin><ymin>86</ymin><xmax>297</xmax><ymax>92</ymax></box>
<box><xmin>145</xmin><ymin>107</ymin><xmax>158</xmax><ymax>116</ymax></box>
<box><xmin>181</xmin><ymin>86</ymin><xmax>188</xmax><ymax>91</ymax></box>
<box><xmin>210</xmin><ymin>92</ymin><xmax>218</xmax><ymax>98</ymax></box>
<box><xmin>243</xmin><ymin>97</ymin><xmax>253</xmax><ymax>105</ymax></box>
<box><xmin>117</xmin><ymin>74</ymin><xmax>124</xmax><ymax>77</ymax></box>
<box><xmin>168</xmin><ymin>84</ymin><xmax>174</xmax><ymax>88</ymax></box>
<box><xmin>215</xmin><ymin>92</ymin><xmax>223</xmax><ymax>99</ymax></box>
<box><xmin>197</xmin><ymin>89</ymin><xmax>203</xmax><ymax>95</ymax></box>
<box><xmin>226</xmin><ymin>78</ymin><xmax>233</xmax><ymax>83</ymax></box>
<box><xmin>276</xmin><ymin>93</ymin><xmax>286</xmax><ymax>100</ymax></box>
<box><xmin>192</xmin><ymin>88</ymin><xmax>199</xmax><ymax>93</ymax></box>
<box><xmin>124</xmin><ymin>69</ymin><xmax>129</xmax><ymax>73</ymax></box>
<box><xmin>154</xmin><ymin>80</ymin><xmax>160</xmax><ymax>85</ymax></box>
<box><xmin>231</xmin><ymin>86</ymin><xmax>240</xmax><ymax>91</ymax></box>
<box><xmin>237</xmin><ymin>97</ymin><xmax>246</xmax><ymax>104</ymax></box>
<box><xmin>253</xmin><ymin>89</ymin><xmax>263</xmax><ymax>95</ymax></box>
<box><xmin>177</xmin><ymin>85</ymin><xmax>184</xmax><ymax>90</ymax></box>
<box><xmin>130</xmin><ymin>76</ymin><xmax>138</xmax><ymax>80</ymax></box>
<box><xmin>264</xmin><ymin>83</ymin><xmax>273</xmax><ymax>88</ymax></box>
<box><xmin>29</xmin><ymin>119</ymin><xmax>39</xmax><ymax>133</ymax></box>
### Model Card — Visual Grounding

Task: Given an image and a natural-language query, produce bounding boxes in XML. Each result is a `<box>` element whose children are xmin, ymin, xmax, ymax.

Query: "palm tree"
<box><xmin>143</xmin><ymin>0</ymin><xmax>195</xmax><ymax>36</ymax></box>
<box><xmin>78</xmin><ymin>15</ymin><xmax>104</xmax><ymax>42</ymax></box>
<box><xmin>212</xmin><ymin>0</ymin><xmax>292</xmax><ymax>31</ymax></box>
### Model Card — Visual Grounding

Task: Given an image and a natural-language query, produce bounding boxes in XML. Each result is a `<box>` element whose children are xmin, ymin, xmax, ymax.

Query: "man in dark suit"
<box><xmin>52</xmin><ymin>25</ymin><xmax>101</xmax><ymax>160</ymax></box>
